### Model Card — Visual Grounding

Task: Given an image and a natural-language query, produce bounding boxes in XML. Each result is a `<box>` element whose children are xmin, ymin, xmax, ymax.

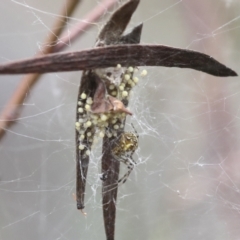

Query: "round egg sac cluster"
<box><xmin>75</xmin><ymin>64</ymin><xmax>147</xmax><ymax>157</ymax></box>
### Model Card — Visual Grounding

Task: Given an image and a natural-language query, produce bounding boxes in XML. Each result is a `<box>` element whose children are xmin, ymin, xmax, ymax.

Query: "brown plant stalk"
<box><xmin>0</xmin><ymin>44</ymin><xmax>237</xmax><ymax>77</ymax></box>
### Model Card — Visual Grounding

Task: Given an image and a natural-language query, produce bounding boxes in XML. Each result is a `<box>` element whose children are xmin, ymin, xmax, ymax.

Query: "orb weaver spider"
<box><xmin>112</xmin><ymin>124</ymin><xmax>139</xmax><ymax>183</ymax></box>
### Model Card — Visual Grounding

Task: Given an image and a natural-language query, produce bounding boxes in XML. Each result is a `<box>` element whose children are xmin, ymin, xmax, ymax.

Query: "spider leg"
<box><xmin>131</xmin><ymin>123</ymin><xmax>139</xmax><ymax>139</ymax></box>
<box><xmin>117</xmin><ymin>154</ymin><xmax>136</xmax><ymax>184</ymax></box>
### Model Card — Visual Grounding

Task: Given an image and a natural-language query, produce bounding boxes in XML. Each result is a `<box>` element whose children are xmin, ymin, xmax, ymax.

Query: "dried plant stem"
<box><xmin>102</xmin><ymin>135</ymin><xmax>121</xmax><ymax>240</ymax></box>
<box><xmin>0</xmin><ymin>45</ymin><xmax>237</xmax><ymax>77</ymax></box>
<box><xmin>0</xmin><ymin>0</ymin><xmax>80</xmax><ymax>138</ymax></box>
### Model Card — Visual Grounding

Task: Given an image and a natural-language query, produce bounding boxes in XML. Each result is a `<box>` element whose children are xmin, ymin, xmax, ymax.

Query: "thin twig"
<box><xmin>0</xmin><ymin>44</ymin><xmax>237</xmax><ymax>77</ymax></box>
<box><xmin>0</xmin><ymin>0</ymin><xmax>80</xmax><ymax>138</ymax></box>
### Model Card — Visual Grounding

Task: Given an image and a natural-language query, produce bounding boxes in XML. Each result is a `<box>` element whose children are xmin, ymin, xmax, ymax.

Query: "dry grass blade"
<box><xmin>0</xmin><ymin>44</ymin><xmax>237</xmax><ymax>77</ymax></box>
<box><xmin>75</xmin><ymin>0</ymin><xmax>142</xmax><ymax>216</ymax></box>
<box><xmin>102</xmin><ymin>135</ymin><xmax>120</xmax><ymax>240</ymax></box>
<box><xmin>98</xmin><ymin>0</ymin><xmax>140</xmax><ymax>44</ymax></box>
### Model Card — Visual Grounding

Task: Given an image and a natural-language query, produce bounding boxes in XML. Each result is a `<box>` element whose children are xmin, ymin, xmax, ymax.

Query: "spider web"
<box><xmin>1</xmin><ymin>0</ymin><xmax>240</xmax><ymax>239</ymax></box>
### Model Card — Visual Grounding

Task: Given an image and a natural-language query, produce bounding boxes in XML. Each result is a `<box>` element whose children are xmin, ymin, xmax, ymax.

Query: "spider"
<box><xmin>112</xmin><ymin>124</ymin><xmax>139</xmax><ymax>183</ymax></box>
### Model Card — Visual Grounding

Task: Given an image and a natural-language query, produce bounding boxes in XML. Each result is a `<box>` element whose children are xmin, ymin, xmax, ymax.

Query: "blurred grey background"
<box><xmin>0</xmin><ymin>0</ymin><xmax>240</xmax><ymax>239</ymax></box>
